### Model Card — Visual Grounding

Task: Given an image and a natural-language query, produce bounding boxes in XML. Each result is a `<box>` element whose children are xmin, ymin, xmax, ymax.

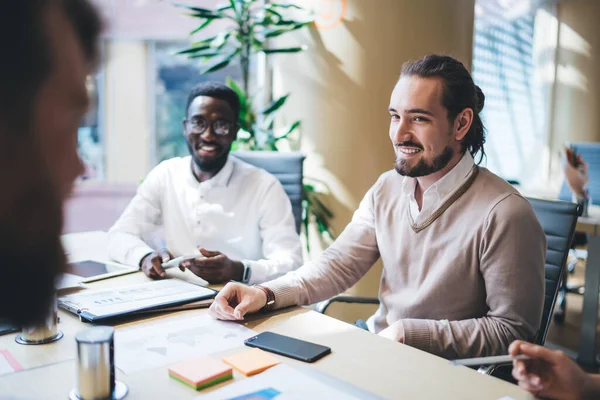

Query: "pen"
<box><xmin>452</xmin><ymin>354</ymin><xmax>531</xmax><ymax>367</ymax></box>
<box><xmin>161</xmin><ymin>255</ymin><xmax>204</xmax><ymax>269</ymax></box>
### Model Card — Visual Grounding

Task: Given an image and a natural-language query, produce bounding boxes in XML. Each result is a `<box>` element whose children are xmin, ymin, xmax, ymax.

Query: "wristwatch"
<box><xmin>254</xmin><ymin>285</ymin><xmax>275</xmax><ymax>313</ymax></box>
<box><xmin>241</xmin><ymin>261</ymin><xmax>252</xmax><ymax>284</ymax></box>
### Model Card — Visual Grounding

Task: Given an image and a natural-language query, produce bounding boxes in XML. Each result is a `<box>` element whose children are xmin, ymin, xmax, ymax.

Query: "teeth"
<box><xmin>400</xmin><ymin>147</ymin><xmax>420</xmax><ymax>154</ymax></box>
<box><xmin>201</xmin><ymin>145</ymin><xmax>216</xmax><ymax>151</ymax></box>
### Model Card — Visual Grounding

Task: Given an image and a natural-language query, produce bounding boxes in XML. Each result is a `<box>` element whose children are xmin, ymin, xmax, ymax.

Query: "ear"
<box><xmin>453</xmin><ymin>108</ymin><xmax>473</xmax><ymax>141</ymax></box>
<box><xmin>232</xmin><ymin>124</ymin><xmax>240</xmax><ymax>141</ymax></box>
<box><xmin>182</xmin><ymin>118</ymin><xmax>187</xmax><ymax>136</ymax></box>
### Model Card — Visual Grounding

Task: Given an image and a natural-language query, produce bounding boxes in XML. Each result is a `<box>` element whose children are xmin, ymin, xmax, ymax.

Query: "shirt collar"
<box><xmin>399</xmin><ymin>151</ymin><xmax>475</xmax><ymax>199</ymax></box>
<box><xmin>187</xmin><ymin>155</ymin><xmax>235</xmax><ymax>188</ymax></box>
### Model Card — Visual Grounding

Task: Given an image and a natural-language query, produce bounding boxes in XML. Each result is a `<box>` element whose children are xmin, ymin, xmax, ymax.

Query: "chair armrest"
<box><xmin>315</xmin><ymin>295</ymin><xmax>380</xmax><ymax>314</ymax></box>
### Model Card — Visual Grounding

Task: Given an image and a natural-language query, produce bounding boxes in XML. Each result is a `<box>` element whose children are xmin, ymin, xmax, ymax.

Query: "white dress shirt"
<box><xmin>107</xmin><ymin>156</ymin><xmax>303</xmax><ymax>284</ymax></box>
<box><xmin>401</xmin><ymin>152</ymin><xmax>475</xmax><ymax>224</ymax></box>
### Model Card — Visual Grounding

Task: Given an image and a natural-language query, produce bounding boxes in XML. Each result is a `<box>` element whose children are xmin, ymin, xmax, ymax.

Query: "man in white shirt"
<box><xmin>108</xmin><ymin>82</ymin><xmax>303</xmax><ymax>284</ymax></box>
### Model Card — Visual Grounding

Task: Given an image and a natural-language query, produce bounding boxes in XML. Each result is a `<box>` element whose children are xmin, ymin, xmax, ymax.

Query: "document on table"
<box><xmin>114</xmin><ymin>314</ymin><xmax>256</xmax><ymax>374</ymax></box>
<box><xmin>197</xmin><ymin>364</ymin><xmax>383</xmax><ymax>400</ymax></box>
<box><xmin>58</xmin><ymin>279</ymin><xmax>216</xmax><ymax>321</ymax></box>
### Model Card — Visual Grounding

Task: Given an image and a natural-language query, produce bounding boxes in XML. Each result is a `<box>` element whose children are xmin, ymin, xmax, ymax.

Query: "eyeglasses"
<box><xmin>186</xmin><ymin>118</ymin><xmax>234</xmax><ymax>136</ymax></box>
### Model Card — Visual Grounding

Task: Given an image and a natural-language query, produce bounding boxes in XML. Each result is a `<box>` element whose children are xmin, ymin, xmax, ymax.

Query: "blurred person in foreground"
<box><xmin>0</xmin><ymin>0</ymin><xmax>101</xmax><ymax>325</ymax></box>
<box><xmin>510</xmin><ymin>340</ymin><xmax>600</xmax><ymax>400</ymax></box>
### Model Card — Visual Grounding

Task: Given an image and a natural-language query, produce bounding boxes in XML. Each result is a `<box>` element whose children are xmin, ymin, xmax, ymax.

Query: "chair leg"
<box><xmin>554</xmin><ymin>267</ymin><xmax>568</xmax><ymax>324</ymax></box>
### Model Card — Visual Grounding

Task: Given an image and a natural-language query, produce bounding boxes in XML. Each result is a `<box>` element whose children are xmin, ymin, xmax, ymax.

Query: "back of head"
<box><xmin>186</xmin><ymin>82</ymin><xmax>241</xmax><ymax>120</ymax></box>
<box><xmin>0</xmin><ymin>0</ymin><xmax>101</xmax><ymax>325</ymax></box>
<box><xmin>401</xmin><ymin>54</ymin><xmax>486</xmax><ymax>163</ymax></box>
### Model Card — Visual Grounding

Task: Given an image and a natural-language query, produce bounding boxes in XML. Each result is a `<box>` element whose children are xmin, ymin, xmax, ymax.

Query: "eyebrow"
<box><xmin>388</xmin><ymin>107</ymin><xmax>435</xmax><ymax>117</ymax></box>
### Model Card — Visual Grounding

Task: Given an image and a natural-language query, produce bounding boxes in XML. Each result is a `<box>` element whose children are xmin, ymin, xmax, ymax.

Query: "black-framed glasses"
<box><xmin>186</xmin><ymin>118</ymin><xmax>234</xmax><ymax>136</ymax></box>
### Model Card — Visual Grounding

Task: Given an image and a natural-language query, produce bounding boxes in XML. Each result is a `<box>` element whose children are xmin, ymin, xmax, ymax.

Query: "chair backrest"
<box><xmin>526</xmin><ymin>197</ymin><xmax>579</xmax><ymax>345</ymax></box>
<box><xmin>558</xmin><ymin>142</ymin><xmax>600</xmax><ymax>205</ymax></box>
<box><xmin>232</xmin><ymin>151</ymin><xmax>305</xmax><ymax>234</ymax></box>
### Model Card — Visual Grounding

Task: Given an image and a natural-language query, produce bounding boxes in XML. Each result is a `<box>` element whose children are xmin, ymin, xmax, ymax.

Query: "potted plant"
<box><xmin>176</xmin><ymin>0</ymin><xmax>334</xmax><ymax>252</ymax></box>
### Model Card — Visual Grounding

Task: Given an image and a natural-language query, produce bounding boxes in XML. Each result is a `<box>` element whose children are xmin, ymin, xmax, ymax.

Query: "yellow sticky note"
<box><xmin>222</xmin><ymin>348</ymin><xmax>280</xmax><ymax>376</ymax></box>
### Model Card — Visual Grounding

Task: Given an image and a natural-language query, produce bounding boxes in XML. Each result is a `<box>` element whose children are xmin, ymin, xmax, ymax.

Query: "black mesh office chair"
<box><xmin>232</xmin><ymin>151</ymin><xmax>305</xmax><ymax>234</ymax></box>
<box><xmin>315</xmin><ymin>198</ymin><xmax>579</xmax><ymax>380</ymax></box>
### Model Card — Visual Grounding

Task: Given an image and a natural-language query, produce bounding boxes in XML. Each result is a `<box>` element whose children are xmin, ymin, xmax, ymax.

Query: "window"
<box><xmin>472</xmin><ymin>0</ymin><xmax>554</xmax><ymax>184</ymax></box>
<box><xmin>78</xmin><ymin>72</ymin><xmax>104</xmax><ymax>180</ymax></box>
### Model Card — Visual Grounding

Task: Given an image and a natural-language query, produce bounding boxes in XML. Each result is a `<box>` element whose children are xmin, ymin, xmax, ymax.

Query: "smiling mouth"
<box><xmin>196</xmin><ymin>143</ymin><xmax>221</xmax><ymax>155</ymax></box>
<box><xmin>397</xmin><ymin>146</ymin><xmax>422</xmax><ymax>157</ymax></box>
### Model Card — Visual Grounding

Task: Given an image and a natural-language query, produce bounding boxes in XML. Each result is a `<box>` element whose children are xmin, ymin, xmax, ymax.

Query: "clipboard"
<box><xmin>58</xmin><ymin>279</ymin><xmax>217</xmax><ymax>322</ymax></box>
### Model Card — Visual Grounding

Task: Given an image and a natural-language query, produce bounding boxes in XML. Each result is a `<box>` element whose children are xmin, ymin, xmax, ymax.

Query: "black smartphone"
<box><xmin>244</xmin><ymin>331</ymin><xmax>331</xmax><ymax>363</ymax></box>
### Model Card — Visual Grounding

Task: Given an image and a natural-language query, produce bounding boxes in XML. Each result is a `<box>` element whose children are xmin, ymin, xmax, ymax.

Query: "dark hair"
<box><xmin>401</xmin><ymin>54</ymin><xmax>486</xmax><ymax>163</ymax></box>
<box><xmin>0</xmin><ymin>0</ymin><xmax>102</xmax><ymax>325</ymax></box>
<box><xmin>186</xmin><ymin>82</ymin><xmax>241</xmax><ymax>121</ymax></box>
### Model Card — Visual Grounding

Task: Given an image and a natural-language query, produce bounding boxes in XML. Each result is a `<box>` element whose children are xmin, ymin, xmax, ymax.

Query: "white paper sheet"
<box><xmin>197</xmin><ymin>364</ymin><xmax>381</xmax><ymax>400</ymax></box>
<box><xmin>114</xmin><ymin>314</ymin><xmax>255</xmax><ymax>374</ymax></box>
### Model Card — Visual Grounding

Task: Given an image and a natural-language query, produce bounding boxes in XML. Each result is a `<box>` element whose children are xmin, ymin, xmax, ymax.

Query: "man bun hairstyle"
<box><xmin>401</xmin><ymin>54</ymin><xmax>486</xmax><ymax>164</ymax></box>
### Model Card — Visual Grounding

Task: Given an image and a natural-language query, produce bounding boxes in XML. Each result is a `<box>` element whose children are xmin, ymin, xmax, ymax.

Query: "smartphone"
<box><xmin>244</xmin><ymin>331</ymin><xmax>331</xmax><ymax>363</ymax></box>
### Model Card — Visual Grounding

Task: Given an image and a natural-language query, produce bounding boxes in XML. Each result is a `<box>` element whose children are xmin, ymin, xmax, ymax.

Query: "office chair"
<box><xmin>232</xmin><ymin>151</ymin><xmax>305</xmax><ymax>234</ymax></box>
<box><xmin>315</xmin><ymin>198</ymin><xmax>579</xmax><ymax>381</ymax></box>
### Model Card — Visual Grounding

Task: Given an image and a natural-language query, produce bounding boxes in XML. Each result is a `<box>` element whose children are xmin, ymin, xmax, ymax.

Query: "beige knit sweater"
<box><xmin>264</xmin><ymin>166</ymin><xmax>546</xmax><ymax>359</ymax></box>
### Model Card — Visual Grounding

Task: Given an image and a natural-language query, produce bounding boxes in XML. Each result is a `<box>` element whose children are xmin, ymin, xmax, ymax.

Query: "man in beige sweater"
<box><xmin>209</xmin><ymin>54</ymin><xmax>546</xmax><ymax>359</ymax></box>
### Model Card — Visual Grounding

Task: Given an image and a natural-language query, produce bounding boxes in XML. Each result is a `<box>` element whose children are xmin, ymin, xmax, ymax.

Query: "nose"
<box><xmin>391</xmin><ymin>117</ymin><xmax>412</xmax><ymax>144</ymax></box>
<box><xmin>200</xmin><ymin>125</ymin><xmax>218</xmax><ymax>141</ymax></box>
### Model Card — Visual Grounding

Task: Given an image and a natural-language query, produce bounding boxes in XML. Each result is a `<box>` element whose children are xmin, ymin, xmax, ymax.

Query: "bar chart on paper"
<box><xmin>114</xmin><ymin>315</ymin><xmax>256</xmax><ymax>374</ymax></box>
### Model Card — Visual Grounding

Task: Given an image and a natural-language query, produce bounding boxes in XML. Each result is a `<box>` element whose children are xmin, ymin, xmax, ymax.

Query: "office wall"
<box><xmin>104</xmin><ymin>41</ymin><xmax>151</xmax><ymax>183</ymax></box>
<box><xmin>548</xmin><ymin>0</ymin><xmax>600</xmax><ymax>175</ymax></box>
<box><xmin>273</xmin><ymin>0</ymin><xmax>476</xmax><ymax>318</ymax></box>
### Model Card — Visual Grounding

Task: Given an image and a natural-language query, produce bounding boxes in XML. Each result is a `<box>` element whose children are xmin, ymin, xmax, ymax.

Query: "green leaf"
<box><xmin>262</xmin><ymin>46</ymin><xmax>306</xmax><ymax>54</ymax></box>
<box><xmin>188</xmin><ymin>51</ymin><xmax>223</xmax><ymax>59</ymax></box>
<box><xmin>202</xmin><ymin>59</ymin><xmax>231</xmax><ymax>74</ymax></box>
<box><xmin>174</xmin><ymin>3</ymin><xmax>215</xmax><ymax>14</ymax></box>
<box><xmin>260</xmin><ymin>93</ymin><xmax>290</xmax><ymax>115</ymax></box>
<box><xmin>275</xmin><ymin>120</ymin><xmax>301</xmax><ymax>141</ymax></box>
<box><xmin>216</xmin><ymin>4</ymin><xmax>233</xmax><ymax>12</ymax></box>
<box><xmin>265</xmin><ymin>7</ymin><xmax>283</xmax><ymax>20</ymax></box>
<box><xmin>177</xmin><ymin>44</ymin><xmax>211</xmax><ymax>55</ymax></box>
<box><xmin>269</xmin><ymin>3</ymin><xmax>304</xmax><ymax>10</ymax></box>
<box><xmin>210</xmin><ymin>32</ymin><xmax>232</xmax><ymax>49</ymax></box>
<box><xmin>190</xmin><ymin>18</ymin><xmax>215</xmax><ymax>35</ymax></box>
<box><xmin>226</xmin><ymin>77</ymin><xmax>248</xmax><ymax>118</ymax></box>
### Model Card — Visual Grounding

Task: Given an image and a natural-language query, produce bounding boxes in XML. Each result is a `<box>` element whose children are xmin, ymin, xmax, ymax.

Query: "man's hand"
<box><xmin>180</xmin><ymin>248</ymin><xmax>244</xmax><ymax>284</ymax></box>
<box><xmin>564</xmin><ymin>148</ymin><xmax>589</xmax><ymax>199</ymax></box>
<box><xmin>378</xmin><ymin>322</ymin><xmax>405</xmax><ymax>343</ymax></box>
<box><xmin>510</xmin><ymin>340</ymin><xmax>597</xmax><ymax>399</ymax></box>
<box><xmin>140</xmin><ymin>249</ymin><xmax>173</xmax><ymax>279</ymax></box>
<box><xmin>209</xmin><ymin>282</ymin><xmax>267</xmax><ymax>320</ymax></box>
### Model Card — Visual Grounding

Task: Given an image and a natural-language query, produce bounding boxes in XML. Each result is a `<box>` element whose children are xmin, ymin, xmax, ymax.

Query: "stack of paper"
<box><xmin>168</xmin><ymin>356</ymin><xmax>233</xmax><ymax>390</ymax></box>
<box><xmin>222</xmin><ymin>348</ymin><xmax>280</xmax><ymax>376</ymax></box>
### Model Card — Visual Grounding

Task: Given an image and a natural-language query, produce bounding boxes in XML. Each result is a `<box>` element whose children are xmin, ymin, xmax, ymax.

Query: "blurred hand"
<box><xmin>180</xmin><ymin>248</ymin><xmax>244</xmax><ymax>284</ymax></box>
<box><xmin>510</xmin><ymin>340</ymin><xmax>594</xmax><ymax>399</ymax></box>
<box><xmin>140</xmin><ymin>249</ymin><xmax>173</xmax><ymax>279</ymax></box>
<box><xmin>209</xmin><ymin>282</ymin><xmax>266</xmax><ymax>320</ymax></box>
<box><xmin>564</xmin><ymin>149</ymin><xmax>589</xmax><ymax>199</ymax></box>
<box><xmin>378</xmin><ymin>322</ymin><xmax>405</xmax><ymax>343</ymax></box>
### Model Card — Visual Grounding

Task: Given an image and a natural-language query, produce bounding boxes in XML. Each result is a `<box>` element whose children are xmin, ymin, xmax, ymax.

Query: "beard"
<box><xmin>394</xmin><ymin>145</ymin><xmax>454</xmax><ymax>177</ymax></box>
<box><xmin>0</xmin><ymin>136</ymin><xmax>65</xmax><ymax>326</ymax></box>
<box><xmin>187</xmin><ymin>141</ymin><xmax>229</xmax><ymax>173</ymax></box>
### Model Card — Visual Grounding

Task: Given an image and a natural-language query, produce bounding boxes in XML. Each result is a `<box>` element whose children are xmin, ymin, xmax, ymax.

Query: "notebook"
<box><xmin>168</xmin><ymin>356</ymin><xmax>233</xmax><ymax>390</ymax></box>
<box><xmin>58</xmin><ymin>279</ymin><xmax>217</xmax><ymax>322</ymax></box>
<box><xmin>222</xmin><ymin>348</ymin><xmax>281</xmax><ymax>376</ymax></box>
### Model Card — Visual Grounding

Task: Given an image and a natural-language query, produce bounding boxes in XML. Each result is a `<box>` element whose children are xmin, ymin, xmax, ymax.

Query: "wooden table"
<box><xmin>0</xmin><ymin>232</ymin><xmax>534</xmax><ymax>399</ymax></box>
<box><xmin>574</xmin><ymin>206</ymin><xmax>600</xmax><ymax>369</ymax></box>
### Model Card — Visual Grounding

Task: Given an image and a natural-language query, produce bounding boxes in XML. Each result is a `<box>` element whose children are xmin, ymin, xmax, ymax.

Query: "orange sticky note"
<box><xmin>222</xmin><ymin>348</ymin><xmax>280</xmax><ymax>376</ymax></box>
<box><xmin>168</xmin><ymin>356</ymin><xmax>233</xmax><ymax>390</ymax></box>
